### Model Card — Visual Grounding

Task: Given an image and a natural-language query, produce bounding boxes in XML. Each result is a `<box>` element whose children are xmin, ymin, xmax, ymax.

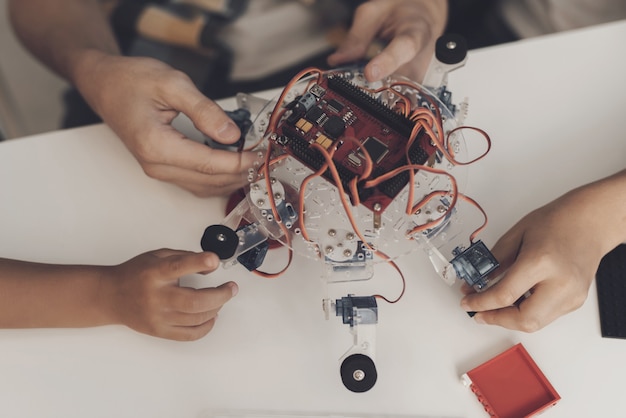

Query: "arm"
<box><xmin>0</xmin><ymin>249</ymin><xmax>238</xmax><ymax>341</ymax></box>
<box><xmin>328</xmin><ymin>0</ymin><xmax>448</xmax><ymax>83</ymax></box>
<box><xmin>8</xmin><ymin>0</ymin><xmax>259</xmax><ymax>197</ymax></box>
<box><xmin>461</xmin><ymin>169</ymin><xmax>626</xmax><ymax>332</ymax></box>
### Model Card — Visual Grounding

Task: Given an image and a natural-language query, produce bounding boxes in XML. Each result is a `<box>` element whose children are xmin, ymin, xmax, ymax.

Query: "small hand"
<box><xmin>327</xmin><ymin>0</ymin><xmax>447</xmax><ymax>83</ymax></box>
<box><xmin>103</xmin><ymin>249</ymin><xmax>238</xmax><ymax>341</ymax></box>
<box><xmin>76</xmin><ymin>53</ymin><xmax>260</xmax><ymax>197</ymax></box>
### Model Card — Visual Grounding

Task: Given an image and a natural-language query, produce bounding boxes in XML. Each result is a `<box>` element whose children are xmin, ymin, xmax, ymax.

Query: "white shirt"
<box><xmin>219</xmin><ymin>0</ymin><xmax>349</xmax><ymax>81</ymax></box>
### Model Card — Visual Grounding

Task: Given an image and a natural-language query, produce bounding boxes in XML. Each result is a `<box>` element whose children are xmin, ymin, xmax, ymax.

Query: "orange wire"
<box><xmin>458</xmin><ymin>193</ymin><xmax>489</xmax><ymax>243</ymax></box>
<box><xmin>245</xmin><ymin>69</ymin><xmax>491</xmax><ymax>290</ymax></box>
<box><xmin>445</xmin><ymin>126</ymin><xmax>492</xmax><ymax>165</ymax></box>
<box><xmin>266</xmin><ymin>67</ymin><xmax>323</xmax><ymax>134</ymax></box>
<box><xmin>309</xmin><ymin>143</ymin><xmax>407</xmax><ymax>304</ymax></box>
<box><xmin>310</xmin><ymin>142</ymin><xmax>371</xmax><ymax>249</ymax></box>
<box><xmin>297</xmin><ymin>146</ymin><xmax>336</xmax><ymax>242</ymax></box>
<box><xmin>341</xmin><ymin>136</ymin><xmax>373</xmax><ymax>180</ymax></box>
<box><xmin>252</xmin><ymin>140</ymin><xmax>293</xmax><ymax>278</ymax></box>
<box><xmin>366</xmin><ymin>86</ymin><xmax>413</xmax><ymax>117</ymax></box>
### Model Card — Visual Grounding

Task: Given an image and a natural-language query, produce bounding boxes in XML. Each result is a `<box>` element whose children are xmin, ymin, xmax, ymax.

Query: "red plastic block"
<box><xmin>462</xmin><ymin>343</ymin><xmax>560</xmax><ymax>418</ymax></box>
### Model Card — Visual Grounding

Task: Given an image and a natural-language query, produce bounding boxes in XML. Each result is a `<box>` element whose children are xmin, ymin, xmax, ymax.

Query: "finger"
<box><xmin>171</xmin><ymin>281</ymin><xmax>238</xmax><ymax>314</ymax></box>
<box><xmin>162</xmin><ymin>318</ymin><xmax>218</xmax><ymax>341</ymax></box>
<box><xmin>143</xmin><ymin>162</ymin><xmax>250</xmax><ymax>197</ymax></box>
<box><xmin>160</xmin><ymin>73</ymin><xmax>241</xmax><ymax>145</ymax></box>
<box><xmin>460</xmin><ymin>251</ymin><xmax>541</xmax><ymax>313</ymax></box>
<box><xmin>473</xmin><ymin>283</ymin><xmax>566</xmax><ymax>332</ymax></box>
<box><xmin>327</xmin><ymin>3</ymin><xmax>385</xmax><ymax>66</ymax></box>
<box><xmin>150</xmin><ymin>248</ymin><xmax>192</xmax><ymax>259</ymax></box>
<box><xmin>365</xmin><ymin>34</ymin><xmax>422</xmax><ymax>81</ymax></box>
<box><xmin>159</xmin><ymin>252</ymin><xmax>221</xmax><ymax>284</ymax></box>
<box><xmin>145</xmin><ymin>136</ymin><xmax>259</xmax><ymax>177</ymax></box>
<box><xmin>165</xmin><ymin>309</ymin><xmax>220</xmax><ymax>327</ymax></box>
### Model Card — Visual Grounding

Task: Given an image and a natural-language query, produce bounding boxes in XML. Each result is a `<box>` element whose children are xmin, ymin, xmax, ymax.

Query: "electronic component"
<box><xmin>327</xmin><ymin>98</ymin><xmax>344</xmax><ymax>113</ymax></box>
<box><xmin>361</xmin><ymin>136</ymin><xmax>389</xmax><ymax>164</ymax></box>
<box><xmin>323</xmin><ymin>115</ymin><xmax>346</xmax><ymax>138</ymax></box>
<box><xmin>450</xmin><ymin>240</ymin><xmax>499</xmax><ymax>291</ymax></box>
<box><xmin>201</xmin><ymin>34</ymin><xmax>495</xmax><ymax>393</ymax></box>
<box><xmin>236</xmin><ymin>225</ymin><xmax>269</xmax><ymax>271</ymax></box>
<box><xmin>305</xmin><ymin>106</ymin><xmax>325</xmax><ymax>124</ymax></box>
<box><xmin>274</xmin><ymin>72</ymin><xmax>437</xmax><ymax>214</ymax></box>
<box><xmin>335</xmin><ymin>295</ymin><xmax>377</xmax><ymax>326</ymax></box>
<box><xmin>333</xmin><ymin>295</ymin><xmax>378</xmax><ymax>393</ymax></box>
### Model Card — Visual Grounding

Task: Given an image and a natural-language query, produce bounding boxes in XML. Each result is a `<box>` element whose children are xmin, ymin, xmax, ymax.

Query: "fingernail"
<box><xmin>460</xmin><ymin>299</ymin><xmax>470</xmax><ymax>311</ymax></box>
<box><xmin>218</xmin><ymin>121</ymin><xmax>240</xmax><ymax>143</ymax></box>
<box><xmin>229</xmin><ymin>282</ymin><xmax>239</xmax><ymax>297</ymax></box>
<box><xmin>474</xmin><ymin>315</ymin><xmax>486</xmax><ymax>325</ymax></box>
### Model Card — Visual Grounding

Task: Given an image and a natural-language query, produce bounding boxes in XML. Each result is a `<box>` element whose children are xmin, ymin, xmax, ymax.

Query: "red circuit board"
<box><xmin>273</xmin><ymin>74</ymin><xmax>437</xmax><ymax>213</ymax></box>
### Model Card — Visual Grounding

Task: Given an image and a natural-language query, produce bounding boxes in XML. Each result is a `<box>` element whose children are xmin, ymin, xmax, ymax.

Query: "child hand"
<box><xmin>102</xmin><ymin>249</ymin><xmax>238</xmax><ymax>341</ymax></box>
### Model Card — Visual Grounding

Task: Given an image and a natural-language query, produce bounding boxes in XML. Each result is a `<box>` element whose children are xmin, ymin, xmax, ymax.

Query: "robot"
<box><xmin>201</xmin><ymin>34</ymin><xmax>498</xmax><ymax>393</ymax></box>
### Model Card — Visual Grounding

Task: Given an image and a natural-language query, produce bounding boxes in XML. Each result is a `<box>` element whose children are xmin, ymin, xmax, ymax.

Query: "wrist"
<box><xmin>567</xmin><ymin>172</ymin><xmax>626</xmax><ymax>256</ymax></box>
<box><xmin>70</xmin><ymin>49</ymin><xmax>121</xmax><ymax>115</ymax></box>
<box><xmin>94</xmin><ymin>265</ymin><xmax>124</xmax><ymax>326</ymax></box>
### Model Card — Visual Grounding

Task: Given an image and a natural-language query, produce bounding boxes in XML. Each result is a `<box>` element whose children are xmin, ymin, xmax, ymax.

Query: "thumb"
<box><xmin>163</xmin><ymin>74</ymin><xmax>241</xmax><ymax>145</ymax></box>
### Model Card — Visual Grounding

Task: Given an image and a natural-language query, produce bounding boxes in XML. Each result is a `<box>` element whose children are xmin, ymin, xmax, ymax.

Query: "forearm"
<box><xmin>0</xmin><ymin>258</ymin><xmax>114</xmax><ymax>329</ymax></box>
<box><xmin>8</xmin><ymin>0</ymin><xmax>120</xmax><ymax>84</ymax></box>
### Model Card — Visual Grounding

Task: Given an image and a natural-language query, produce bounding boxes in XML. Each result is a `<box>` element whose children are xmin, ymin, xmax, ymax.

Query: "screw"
<box><xmin>325</xmin><ymin>246</ymin><xmax>334</xmax><ymax>255</ymax></box>
<box><xmin>274</xmin><ymin>192</ymin><xmax>282</xmax><ymax>200</ymax></box>
<box><xmin>343</xmin><ymin>249</ymin><xmax>353</xmax><ymax>258</ymax></box>
<box><xmin>446</xmin><ymin>41</ymin><xmax>457</xmax><ymax>50</ymax></box>
<box><xmin>217</xmin><ymin>233</ymin><xmax>226</xmax><ymax>242</ymax></box>
<box><xmin>373</xmin><ymin>203</ymin><xmax>382</xmax><ymax>212</ymax></box>
<box><xmin>257</xmin><ymin>199</ymin><xmax>265</xmax><ymax>206</ymax></box>
<box><xmin>437</xmin><ymin>205</ymin><xmax>446</xmax><ymax>213</ymax></box>
<box><xmin>346</xmin><ymin>232</ymin><xmax>355</xmax><ymax>240</ymax></box>
<box><xmin>328</xmin><ymin>229</ymin><xmax>337</xmax><ymax>237</ymax></box>
<box><xmin>353</xmin><ymin>370</ymin><xmax>365</xmax><ymax>381</ymax></box>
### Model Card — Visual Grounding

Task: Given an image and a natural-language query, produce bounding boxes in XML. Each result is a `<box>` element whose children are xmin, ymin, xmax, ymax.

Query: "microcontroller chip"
<box><xmin>361</xmin><ymin>136</ymin><xmax>389</xmax><ymax>164</ymax></box>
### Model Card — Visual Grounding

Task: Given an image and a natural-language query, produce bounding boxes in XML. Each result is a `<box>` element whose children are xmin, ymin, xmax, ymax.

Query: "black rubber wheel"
<box><xmin>340</xmin><ymin>354</ymin><xmax>377</xmax><ymax>393</ymax></box>
<box><xmin>435</xmin><ymin>33</ymin><xmax>468</xmax><ymax>65</ymax></box>
<box><xmin>200</xmin><ymin>225</ymin><xmax>239</xmax><ymax>260</ymax></box>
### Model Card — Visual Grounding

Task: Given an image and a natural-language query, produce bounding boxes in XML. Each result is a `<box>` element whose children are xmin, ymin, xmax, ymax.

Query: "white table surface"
<box><xmin>1</xmin><ymin>20</ymin><xmax>625</xmax><ymax>418</ymax></box>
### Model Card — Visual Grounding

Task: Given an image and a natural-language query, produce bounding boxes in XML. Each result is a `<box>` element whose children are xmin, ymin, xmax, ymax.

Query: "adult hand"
<box><xmin>460</xmin><ymin>171</ymin><xmax>626</xmax><ymax>332</ymax></box>
<box><xmin>327</xmin><ymin>0</ymin><xmax>447</xmax><ymax>83</ymax></box>
<box><xmin>102</xmin><ymin>249</ymin><xmax>238</xmax><ymax>341</ymax></box>
<box><xmin>75</xmin><ymin>52</ymin><xmax>260</xmax><ymax>197</ymax></box>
